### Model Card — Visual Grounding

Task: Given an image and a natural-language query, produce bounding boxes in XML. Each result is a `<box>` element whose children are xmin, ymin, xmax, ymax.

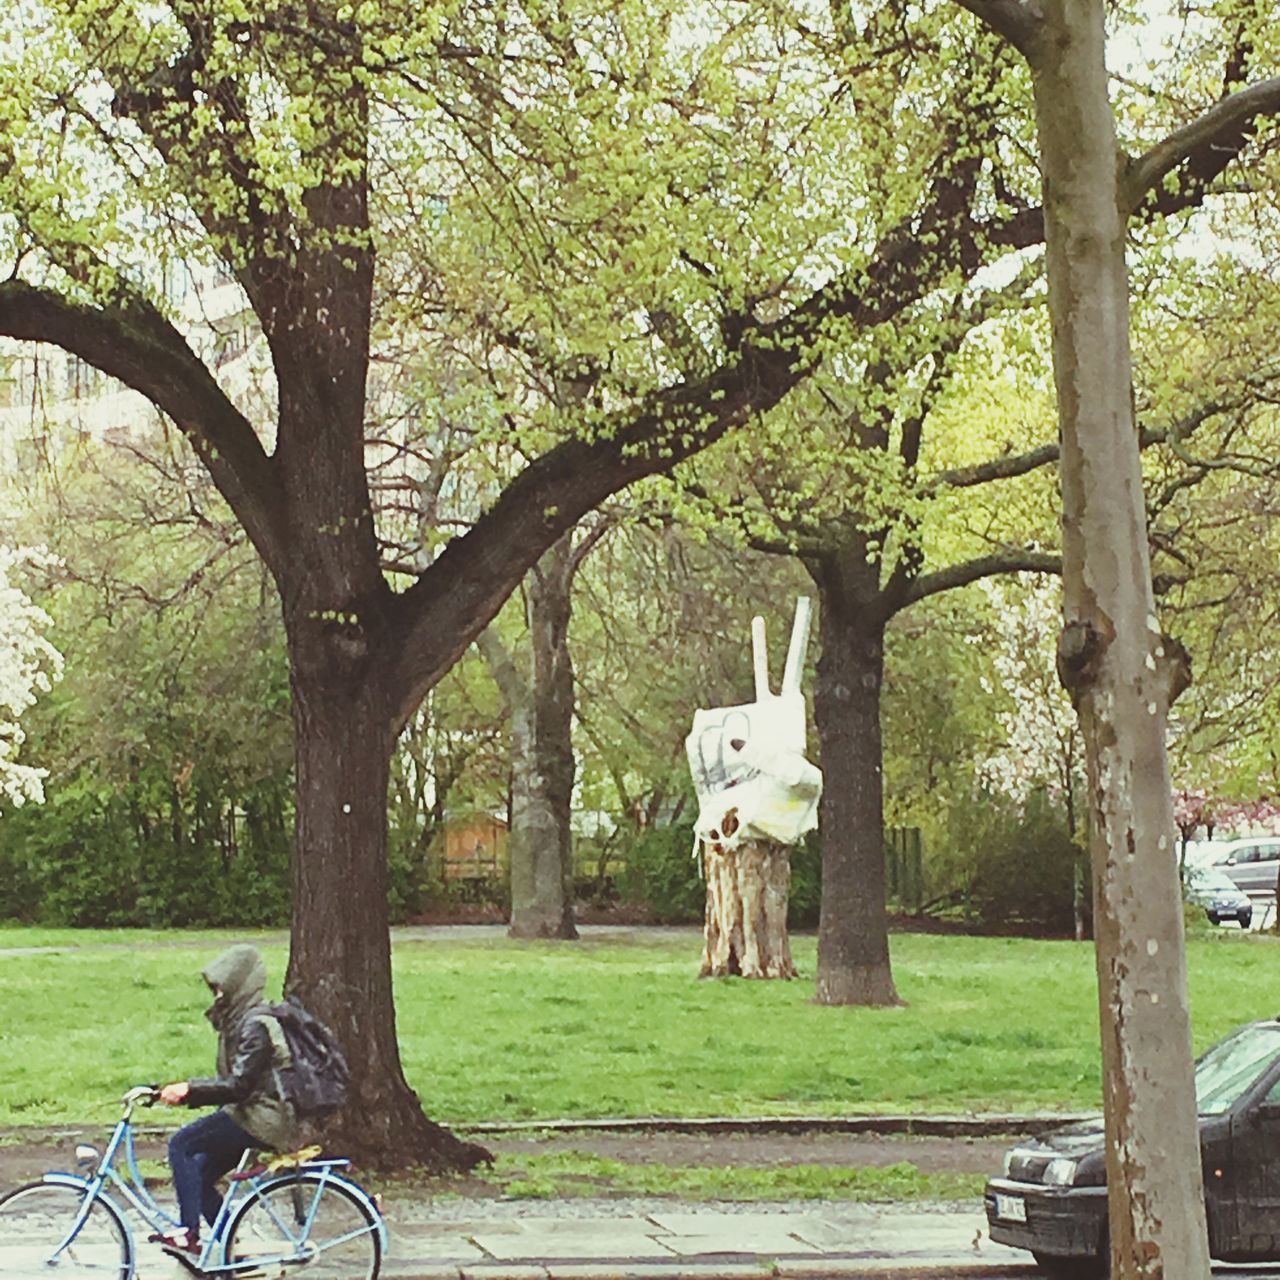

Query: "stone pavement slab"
<box><xmin>545</xmin><ymin>1266</ymin><xmax>778</xmax><ymax>1280</ymax></box>
<box><xmin>374</xmin><ymin>1203</ymin><xmax>1035</xmax><ymax>1278</ymax></box>
<box><xmin>115</xmin><ymin>1200</ymin><xmax>1037</xmax><ymax>1280</ymax></box>
<box><xmin>468</xmin><ymin>1221</ymin><xmax>682</xmax><ymax>1261</ymax></box>
<box><xmin>647</xmin><ymin>1209</ymin><xmax>837</xmax><ymax>1249</ymax></box>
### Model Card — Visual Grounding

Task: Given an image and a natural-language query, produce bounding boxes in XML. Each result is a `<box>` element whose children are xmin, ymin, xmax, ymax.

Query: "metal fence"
<box><xmin>886</xmin><ymin>827</ymin><xmax>925</xmax><ymax>913</ymax></box>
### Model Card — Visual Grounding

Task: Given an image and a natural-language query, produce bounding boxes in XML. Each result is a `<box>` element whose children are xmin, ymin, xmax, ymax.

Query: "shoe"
<box><xmin>148</xmin><ymin>1227</ymin><xmax>199</xmax><ymax>1256</ymax></box>
<box><xmin>151</xmin><ymin>1231</ymin><xmax>207</xmax><ymax>1277</ymax></box>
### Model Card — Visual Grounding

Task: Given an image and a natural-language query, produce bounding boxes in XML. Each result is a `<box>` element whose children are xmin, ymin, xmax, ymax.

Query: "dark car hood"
<box><xmin>1034</xmin><ymin>1116</ymin><xmax>1106</xmax><ymax>1158</ymax></box>
<box><xmin>1003</xmin><ymin>1116</ymin><xmax>1107</xmax><ymax>1184</ymax></box>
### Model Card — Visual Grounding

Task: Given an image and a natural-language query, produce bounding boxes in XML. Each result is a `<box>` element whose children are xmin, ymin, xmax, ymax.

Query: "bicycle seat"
<box><xmin>227</xmin><ymin>1144</ymin><xmax>325</xmax><ymax>1180</ymax></box>
<box><xmin>266</xmin><ymin>1144</ymin><xmax>323</xmax><ymax>1171</ymax></box>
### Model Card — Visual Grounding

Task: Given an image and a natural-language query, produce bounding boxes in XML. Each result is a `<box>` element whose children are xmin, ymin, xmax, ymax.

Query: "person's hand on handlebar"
<box><xmin>159</xmin><ymin>1081</ymin><xmax>191</xmax><ymax>1106</ymax></box>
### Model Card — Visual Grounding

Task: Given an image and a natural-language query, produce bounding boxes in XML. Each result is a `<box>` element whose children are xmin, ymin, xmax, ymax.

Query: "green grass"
<box><xmin>0</xmin><ymin>926</ymin><xmax>1272</xmax><ymax>1130</ymax></box>
<box><xmin>485</xmin><ymin>1151</ymin><xmax>986</xmax><ymax>1201</ymax></box>
<box><xmin>0</xmin><ymin>924</ymin><xmax>286</xmax><ymax>949</ymax></box>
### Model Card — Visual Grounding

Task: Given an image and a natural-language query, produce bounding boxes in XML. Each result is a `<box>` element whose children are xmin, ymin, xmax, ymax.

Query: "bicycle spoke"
<box><xmin>222</xmin><ymin>1173</ymin><xmax>381</xmax><ymax>1279</ymax></box>
<box><xmin>0</xmin><ymin>1183</ymin><xmax>131</xmax><ymax>1279</ymax></box>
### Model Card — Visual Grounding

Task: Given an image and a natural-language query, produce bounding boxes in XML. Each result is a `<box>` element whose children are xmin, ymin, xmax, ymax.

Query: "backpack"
<box><xmin>255</xmin><ymin>994</ymin><xmax>351</xmax><ymax>1119</ymax></box>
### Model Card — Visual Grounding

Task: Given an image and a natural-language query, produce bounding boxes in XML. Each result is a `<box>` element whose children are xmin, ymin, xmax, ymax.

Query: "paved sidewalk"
<box><xmin>123</xmin><ymin>1203</ymin><xmax>1039</xmax><ymax>1280</ymax></box>
<box><xmin>375</xmin><ymin>1201</ymin><xmax>1039</xmax><ymax>1279</ymax></box>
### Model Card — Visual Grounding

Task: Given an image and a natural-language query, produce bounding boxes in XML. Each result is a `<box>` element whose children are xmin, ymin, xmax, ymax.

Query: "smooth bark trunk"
<box><xmin>699</xmin><ymin>834</ymin><xmax>797</xmax><ymax>979</ymax></box>
<box><xmin>809</xmin><ymin>556</ymin><xmax>902</xmax><ymax>1007</ymax></box>
<box><xmin>478</xmin><ymin>537</ymin><xmax>579</xmax><ymax>940</ymax></box>
<box><xmin>1032</xmin><ymin>1</ymin><xmax>1210</xmax><ymax>1272</ymax></box>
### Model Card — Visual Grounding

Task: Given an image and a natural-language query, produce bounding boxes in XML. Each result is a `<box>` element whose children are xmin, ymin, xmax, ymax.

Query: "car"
<box><xmin>985</xmin><ymin>1018</ymin><xmax>1280</xmax><ymax>1277</ymax></box>
<box><xmin>1182</xmin><ymin>839</ymin><xmax>1231</xmax><ymax>869</ymax></box>
<box><xmin>1183</xmin><ymin>863</ymin><xmax>1253</xmax><ymax>928</ymax></box>
<box><xmin>1185</xmin><ymin>836</ymin><xmax>1280</xmax><ymax>895</ymax></box>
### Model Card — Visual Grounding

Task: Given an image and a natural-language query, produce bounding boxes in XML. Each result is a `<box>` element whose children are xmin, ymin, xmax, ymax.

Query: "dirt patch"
<box><xmin>0</xmin><ymin>1131</ymin><xmax>165</xmax><ymax>1189</ymax></box>
<box><xmin>0</xmin><ymin>1127</ymin><xmax>1008</xmax><ymax>1194</ymax></box>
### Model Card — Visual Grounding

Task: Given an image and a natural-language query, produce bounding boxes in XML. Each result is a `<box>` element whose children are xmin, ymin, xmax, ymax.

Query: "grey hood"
<box><xmin>202</xmin><ymin>944</ymin><xmax>268</xmax><ymax>1073</ymax></box>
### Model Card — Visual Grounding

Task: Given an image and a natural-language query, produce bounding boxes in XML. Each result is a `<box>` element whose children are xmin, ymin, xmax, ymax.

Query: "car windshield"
<box><xmin>1185</xmin><ymin>842</ymin><xmax>1230</xmax><ymax>868</ymax></box>
<box><xmin>1184</xmin><ymin>865</ymin><xmax>1238</xmax><ymax>894</ymax></box>
<box><xmin>1196</xmin><ymin>1024</ymin><xmax>1280</xmax><ymax>1115</ymax></box>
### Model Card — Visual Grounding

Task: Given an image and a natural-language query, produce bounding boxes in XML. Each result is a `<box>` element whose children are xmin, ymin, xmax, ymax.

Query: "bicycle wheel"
<box><xmin>0</xmin><ymin>1181</ymin><xmax>132</xmax><ymax>1279</ymax></box>
<box><xmin>222</xmin><ymin>1172</ymin><xmax>381</xmax><ymax>1279</ymax></box>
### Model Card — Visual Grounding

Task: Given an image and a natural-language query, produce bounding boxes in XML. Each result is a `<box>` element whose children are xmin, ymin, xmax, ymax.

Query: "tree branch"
<box><xmin>933</xmin><ymin>396</ymin><xmax>1247</xmax><ymax>491</ymax></box>
<box><xmin>903</xmin><ymin>549</ymin><xmax>1061</xmax><ymax>606</ymax></box>
<box><xmin>386</xmin><ymin>345</ymin><xmax>797</xmax><ymax>722</ymax></box>
<box><xmin>0</xmin><ymin>281</ymin><xmax>284</xmax><ymax>565</ymax></box>
<box><xmin>950</xmin><ymin>0</ymin><xmax>1043</xmax><ymax>60</ymax></box>
<box><xmin>1122</xmin><ymin>77</ymin><xmax>1280</xmax><ymax>216</ymax></box>
<box><xmin>474</xmin><ymin>626</ymin><xmax>528</xmax><ymax>711</ymax></box>
<box><xmin>565</xmin><ymin>512</ymin><xmax>615</xmax><ymax>579</ymax></box>
<box><xmin>934</xmin><ymin>441</ymin><xmax>1060</xmax><ymax>489</ymax></box>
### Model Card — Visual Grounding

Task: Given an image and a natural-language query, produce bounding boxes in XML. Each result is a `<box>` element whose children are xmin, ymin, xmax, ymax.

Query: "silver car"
<box><xmin>1188</xmin><ymin>837</ymin><xmax>1280</xmax><ymax>895</ymax></box>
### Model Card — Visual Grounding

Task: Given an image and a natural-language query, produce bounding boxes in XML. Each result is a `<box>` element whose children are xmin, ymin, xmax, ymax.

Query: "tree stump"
<box><xmin>699</xmin><ymin>814</ymin><xmax>797</xmax><ymax>979</ymax></box>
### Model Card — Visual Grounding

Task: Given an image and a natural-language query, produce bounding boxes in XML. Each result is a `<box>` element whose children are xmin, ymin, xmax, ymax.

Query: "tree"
<box><xmin>978</xmin><ymin>576</ymin><xmax>1088</xmax><ymax>935</ymax></box>
<box><xmin>690</xmin><ymin>0</ymin><xmax>1280</xmax><ymax>1014</ymax></box>
<box><xmin>0</xmin><ymin>431</ymin><xmax>293</xmax><ymax>925</ymax></box>
<box><xmin>476</xmin><ymin>519</ymin><xmax>610</xmax><ymax>939</ymax></box>
<box><xmin>1</xmin><ymin>0</ymin><xmax>997</xmax><ymax>1166</ymax></box>
<box><xmin>955</xmin><ymin>0</ymin><xmax>1280</xmax><ymax>1272</ymax></box>
<box><xmin>674</xmin><ymin>267</ymin><xmax>1069</xmax><ymax>1003</ymax></box>
<box><xmin>0</xmin><ymin>547</ymin><xmax>62</xmax><ymax>808</ymax></box>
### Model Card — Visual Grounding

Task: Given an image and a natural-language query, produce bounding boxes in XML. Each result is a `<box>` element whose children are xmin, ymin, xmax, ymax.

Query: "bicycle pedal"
<box><xmin>160</xmin><ymin>1245</ymin><xmax>210</xmax><ymax>1277</ymax></box>
<box><xmin>226</xmin><ymin>1257</ymin><xmax>282</xmax><ymax>1279</ymax></box>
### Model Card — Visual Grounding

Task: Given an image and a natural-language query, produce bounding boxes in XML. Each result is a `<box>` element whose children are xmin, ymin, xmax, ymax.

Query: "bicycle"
<box><xmin>0</xmin><ymin>1086</ymin><xmax>387</xmax><ymax>1278</ymax></box>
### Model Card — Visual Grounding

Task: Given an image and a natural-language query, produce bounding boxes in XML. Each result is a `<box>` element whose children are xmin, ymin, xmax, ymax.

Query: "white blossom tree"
<box><xmin>0</xmin><ymin>548</ymin><xmax>62</xmax><ymax>808</ymax></box>
<box><xmin>979</xmin><ymin>577</ymin><xmax>1081</xmax><ymax>815</ymax></box>
<box><xmin>979</xmin><ymin>576</ymin><xmax>1089</xmax><ymax>936</ymax></box>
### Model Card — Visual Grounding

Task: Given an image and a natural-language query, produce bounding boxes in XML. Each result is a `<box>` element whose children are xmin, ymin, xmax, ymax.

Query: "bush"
<box><xmin>933</xmin><ymin>785</ymin><xmax>1085</xmax><ymax>934</ymax></box>
<box><xmin>788</xmin><ymin>830</ymin><xmax>822</xmax><ymax>929</ymax></box>
<box><xmin>616</xmin><ymin>824</ymin><xmax>704</xmax><ymax>923</ymax></box>
<box><xmin>615</xmin><ymin>823</ymin><xmax>824</xmax><ymax>928</ymax></box>
<box><xmin>0</xmin><ymin>769</ymin><xmax>291</xmax><ymax>927</ymax></box>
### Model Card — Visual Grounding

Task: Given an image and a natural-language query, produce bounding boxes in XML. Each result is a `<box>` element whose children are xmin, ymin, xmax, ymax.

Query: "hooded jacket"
<box><xmin>184</xmin><ymin>943</ymin><xmax>297</xmax><ymax>1151</ymax></box>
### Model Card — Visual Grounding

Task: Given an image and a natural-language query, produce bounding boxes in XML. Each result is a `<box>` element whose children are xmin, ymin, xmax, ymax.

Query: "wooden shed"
<box><xmin>442</xmin><ymin>813</ymin><xmax>508</xmax><ymax>880</ymax></box>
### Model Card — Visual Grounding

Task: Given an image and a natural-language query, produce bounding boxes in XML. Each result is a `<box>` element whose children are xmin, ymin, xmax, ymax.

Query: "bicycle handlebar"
<box><xmin>121</xmin><ymin>1085</ymin><xmax>160</xmax><ymax>1110</ymax></box>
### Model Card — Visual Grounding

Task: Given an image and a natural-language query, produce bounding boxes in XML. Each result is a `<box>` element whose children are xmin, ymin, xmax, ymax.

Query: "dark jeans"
<box><xmin>168</xmin><ymin>1110</ymin><xmax>257</xmax><ymax>1234</ymax></box>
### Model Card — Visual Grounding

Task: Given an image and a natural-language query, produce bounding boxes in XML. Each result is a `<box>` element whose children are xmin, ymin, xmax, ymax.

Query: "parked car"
<box><xmin>1182</xmin><ymin>839</ymin><xmax>1231</xmax><ymax>869</ymax></box>
<box><xmin>1185</xmin><ymin>836</ymin><xmax>1280</xmax><ymax>895</ymax></box>
<box><xmin>1183</xmin><ymin>863</ymin><xmax>1253</xmax><ymax>928</ymax></box>
<box><xmin>985</xmin><ymin>1018</ymin><xmax>1280</xmax><ymax>1276</ymax></box>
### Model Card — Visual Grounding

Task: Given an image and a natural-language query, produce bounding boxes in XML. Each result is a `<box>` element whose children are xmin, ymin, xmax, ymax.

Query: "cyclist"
<box><xmin>151</xmin><ymin>943</ymin><xmax>297</xmax><ymax>1258</ymax></box>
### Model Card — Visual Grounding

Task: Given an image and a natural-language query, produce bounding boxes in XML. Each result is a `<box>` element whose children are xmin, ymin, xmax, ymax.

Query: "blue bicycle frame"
<box><xmin>37</xmin><ymin>1089</ymin><xmax>387</xmax><ymax>1276</ymax></box>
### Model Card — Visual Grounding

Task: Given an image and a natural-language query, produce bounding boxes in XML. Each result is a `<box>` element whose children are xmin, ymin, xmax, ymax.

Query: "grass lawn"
<box><xmin>1</xmin><ymin>926</ymin><xmax>1272</xmax><ymax>1132</ymax></box>
<box><xmin>481</xmin><ymin>1152</ymin><xmax>987</xmax><ymax>1202</ymax></box>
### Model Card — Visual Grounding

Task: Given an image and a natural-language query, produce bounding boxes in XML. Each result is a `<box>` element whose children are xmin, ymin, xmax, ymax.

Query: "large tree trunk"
<box><xmin>267</xmin><ymin>223</ymin><xmax>488</xmax><ymax>1170</ymax></box>
<box><xmin>808</xmin><ymin>555</ymin><xmax>902</xmax><ymax>1007</ymax></box>
<box><xmin>285</xmin><ymin>664</ymin><xmax>488</xmax><ymax>1173</ymax></box>
<box><xmin>1031</xmin><ymin>1</ymin><xmax>1210</xmax><ymax>1273</ymax></box>
<box><xmin>477</xmin><ymin>535</ymin><xmax>579</xmax><ymax>940</ymax></box>
<box><xmin>699</xmin><ymin>832</ymin><xmax>797</xmax><ymax>979</ymax></box>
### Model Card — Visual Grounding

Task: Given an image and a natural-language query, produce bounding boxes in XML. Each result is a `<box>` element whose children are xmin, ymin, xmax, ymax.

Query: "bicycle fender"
<box><xmin>41</xmin><ymin>1172</ymin><xmax>91</xmax><ymax>1190</ymax></box>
